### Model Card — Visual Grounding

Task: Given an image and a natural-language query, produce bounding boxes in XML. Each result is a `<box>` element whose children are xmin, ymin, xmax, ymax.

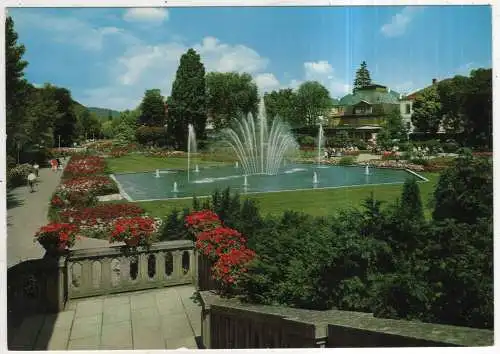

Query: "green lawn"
<box><xmin>106</xmin><ymin>154</ymin><xmax>228</xmax><ymax>174</ymax></box>
<box><xmin>137</xmin><ymin>172</ymin><xmax>440</xmax><ymax>219</ymax></box>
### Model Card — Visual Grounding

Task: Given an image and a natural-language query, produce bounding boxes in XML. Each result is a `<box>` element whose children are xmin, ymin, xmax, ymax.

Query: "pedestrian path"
<box><xmin>7</xmin><ymin>159</ymin><xmax>110</xmax><ymax>269</ymax></box>
<box><xmin>9</xmin><ymin>285</ymin><xmax>201</xmax><ymax>350</ymax></box>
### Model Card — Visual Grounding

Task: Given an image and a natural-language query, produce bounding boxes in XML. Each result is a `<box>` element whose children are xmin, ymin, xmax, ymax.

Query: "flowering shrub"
<box><xmin>195</xmin><ymin>226</ymin><xmax>246</xmax><ymax>260</ymax></box>
<box><xmin>7</xmin><ymin>163</ymin><xmax>33</xmax><ymax>188</ymax></box>
<box><xmin>110</xmin><ymin>216</ymin><xmax>161</xmax><ymax>246</ymax></box>
<box><xmin>212</xmin><ymin>247</ymin><xmax>256</xmax><ymax>285</ymax></box>
<box><xmin>58</xmin><ymin>176</ymin><xmax>118</xmax><ymax>196</ymax></box>
<box><xmin>185</xmin><ymin>210</ymin><xmax>256</xmax><ymax>295</ymax></box>
<box><xmin>34</xmin><ymin>222</ymin><xmax>79</xmax><ymax>251</ymax></box>
<box><xmin>51</xmin><ymin>195</ymin><xmax>66</xmax><ymax>208</ymax></box>
<box><xmin>185</xmin><ymin>210</ymin><xmax>221</xmax><ymax>234</ymax></box>
<box><xmin>63</xmin><ymin>155</ymin><xmax>106</xmax><ymax>179</ymax></box>
<box><xmin>53</xmin><ymin>190</ymin><xmax>98</xmax><ymax>209</ymax></box>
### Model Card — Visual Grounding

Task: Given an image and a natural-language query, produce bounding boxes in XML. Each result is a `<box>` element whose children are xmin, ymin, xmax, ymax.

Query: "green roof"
<box><xmin>339</xmin><ymin>88</ymin><xmax>400</xmax><ymax>106</ymax></box>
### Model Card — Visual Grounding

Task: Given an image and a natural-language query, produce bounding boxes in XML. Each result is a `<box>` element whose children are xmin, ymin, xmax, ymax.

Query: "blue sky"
<box><xmin>8</xmin><ymin>5</ymin><xmax>492</xmax><ymax>111</ymax></box>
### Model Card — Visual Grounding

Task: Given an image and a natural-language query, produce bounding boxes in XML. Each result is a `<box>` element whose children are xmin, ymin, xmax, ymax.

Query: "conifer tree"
<box><xmin>353</xmin><ymin>61</ymin><xmax>372</xmax><ymax>92</ymax></box>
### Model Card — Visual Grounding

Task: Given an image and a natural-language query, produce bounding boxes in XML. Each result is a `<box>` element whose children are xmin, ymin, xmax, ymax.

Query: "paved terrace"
<box><xmin>9</xmin><ymin>285</ymin><xmax>200</xmax><ymax>350</ymax></box>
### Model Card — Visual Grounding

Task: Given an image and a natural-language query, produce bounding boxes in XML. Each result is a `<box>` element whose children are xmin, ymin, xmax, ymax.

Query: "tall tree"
<box><xmin>384</xmin><ymin>107</ymin><xmax>408</xmax><ymax>142</ymax></box>
<box><xmin>5</xmin><ymin>16</ymin><xmax>29</xmax><ymax>156</ymax></box>
<box><xmin>263</xmin><ymin>89</ymin><xmax>300</xmax><ymax>127</ymax></box>
<box><xmin>168</xmin><ymin>49</ymin><xmax>207</xmax><ymax>149</ymax></box>
<box><xmin>461</xmin><ymin>68</ymin><xmax>492</xmax><ymax>148</ymax></box>
<box><xmin>411</xmin><ymin>86</ymin><xmax>442</xmax><ymax>134</ymax></box>
<box><xmin>437</xmin><ymin>76</ymin><xmax>469</xmax><ymax>134</ymax></box>
<box><xmin>206</xmin><ymin>72</ymin><xmax>258</xmax><ymax>130</ymax></box>
<box><xmin>23</xmin><ymin>84</ymin><xmax>58</xmax><ymax>147</ymax></box>
<box><xmin>44</xmin><ymin>85</ymin><xmax>78</xmax><ymax>147</ymax></box>
<box><xmin>295</xmin><ymin>81</ymin><xmax>332</xmax><ymax>126</ymax></box>
<box><xmin>353</xmin><ymin>61</ymin><xmax>372</xmax><ymax>91</ymax></box>
<box><xmin>139</xmin><ymin>89</ymin><xmax>165</xmax><ymax>126</ymax></box>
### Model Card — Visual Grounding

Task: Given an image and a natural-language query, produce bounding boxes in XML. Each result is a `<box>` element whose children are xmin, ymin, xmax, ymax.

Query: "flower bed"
<box><xmin>366</xmin><ymin>159</ymin><xmax>425</xmax><ymax>172</ymax></box>
<box><xmin>145</xmin><ymin>150</ymin><xmax>186</xmax><ymax>158</ymax></box>
<box><xmin>58</xmin><ymin>203</ymin><xmax>145</xmax><ymax>238</ymax></box>
<box><xmin>58</xmin><ymin>176</ymin><xmax>118</xmax><ymax>196</ymax></box>
<box><xmin>63</xmin><ymin>155</ymin><xmax>106</xmax><ymax>179</ymax></box>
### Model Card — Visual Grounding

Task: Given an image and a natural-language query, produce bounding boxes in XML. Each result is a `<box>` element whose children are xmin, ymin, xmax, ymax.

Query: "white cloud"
<box><xmin>123</xmin><ymin>8</ymin><xmax>169</xmax><ymax>23</ymax></box>
<box><xmin>254</xmin><ymin>73</ymin><xmax>280</xmax><ymax>93</ymax></box>
<box><xmin>302</xmin><ymin>60</ymin><xmax>351</xmax><ymax>98</ymax></box>
<box><xmin>380</xmin><ymin>7</ymin><xmax>421</xmax><ymax>38</ymax></box>
<box><xmin>80</xmin><ymin>36</ymin><xmax>272</xmax><ymax>110</ymax></box>
<box><xmin>304</xmin><ymin>60</ymin><xmax>334</xmax><ymax>78</ymax></box>
<box><xmin>13</xmin><ymin>12</ymin><xmax>138</xmax><ymax>51</ymax></box>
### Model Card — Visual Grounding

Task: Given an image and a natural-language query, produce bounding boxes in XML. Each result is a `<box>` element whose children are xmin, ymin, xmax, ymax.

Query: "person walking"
<box><xmin>56</xmin><ymin>157</ymin><xmax>63</xmax><ymax>171</ymax></box>
<box><xmin>27</xmin><ymin>172</ymin><xmax>37</xmax><ymax>192</ymax></box>
<box><xmin>33</xmin><ymin>161</ymin><xmax>40</xmax><ymax>177</ymax></box>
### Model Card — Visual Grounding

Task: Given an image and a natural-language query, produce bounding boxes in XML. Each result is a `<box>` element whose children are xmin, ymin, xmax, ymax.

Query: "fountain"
<box><xmin>223</xmin><ymin>100</ymin><xmax>298</xmax><ymax>176</ymax></box>
<box><xmin>243</xmin><ymin>175</ymin><xmax>249</xmax><ymax>187</ymax></box>
<box><xmin>155</xmin><ymin>169</ymin><xmax>160</xmax><ymax>178</ymax></box>
<box><xmin>313</xmin><ymin>172</ymin><xmax>318</xmax><ymax>185</ymax></box>
<box><xmin>187</xmin><ymin>124</ymin><xmax>197</xmax><ymax>182</ymax></box>
<box><xmin>235</xmin><ymin>161</ymin><xmax>239</xmax><ymax>168</ymax></box>
<box><xmin>195</xmin><ymin>164</ymin><xmax>200</xmax><ymax>173</ymax></box>
<box><xmin>317</xmin><ymin>124</ymin><xmax>324</xmax><ymax>166</ymax></box>
<box><xmin>172</xmin><ymin>182</ymin><xmax>178</xmax><ymax>193</ymax></box>
<box><xmin>365</xmin><ymin>164</ymin><xmax>370</xmax><ymax>176</ymax></box>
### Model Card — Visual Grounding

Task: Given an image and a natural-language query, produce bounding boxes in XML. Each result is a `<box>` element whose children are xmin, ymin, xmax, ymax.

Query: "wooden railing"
<box><xmin>67</xmin><ymin>240</ymin><xmax>196</xmax><ymax>299</ymax></box>
<box><xmin>199</xmin><ymin>291</ymin><xmax>494</xmax><ymax>349</ymax></box>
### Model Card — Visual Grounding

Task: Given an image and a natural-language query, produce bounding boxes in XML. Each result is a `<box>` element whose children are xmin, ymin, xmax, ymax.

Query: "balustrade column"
<box><xmin>80</xmin><ymin>260</ymin><xmax>92</xmax><ymax>293</ymax></box>
<box><xmin>155</xmin><ymin>252</ymin><xmax>165</xmax><ymax>282</ymax></box>
<box><xmin>172</xmin><ymin>250</ymin><xmax>182</xmax><ymax>279</ymax></box>
<box><xmin>101</xmin><ymin>258</ymin><xmax>112</xmax><ymax>291</ymax></box>
<box><xmin>138</xmin><ymin>253</ymin><xmax>148</xmax><ymax>282</ymax></box>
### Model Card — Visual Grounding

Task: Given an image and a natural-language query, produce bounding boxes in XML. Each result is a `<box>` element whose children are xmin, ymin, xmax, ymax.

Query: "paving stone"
<box><xmin>103</xmin><ymin>294</ymin><xmax>130</xmax><ymax>307</ymax></box>
<box><xmin>157</xmin><ymin>296</ymin><xmax>185</xmax><ymax>315</ymax></box>
<box><xmin>34</xmin><ymin>328</ymin><xmax>70</xmax><ymax>350</ymax></box>
<box><xmin>70</xmin><ymin>314</ymin><xmax>102</xmax><ymax>340</ymax></box>
<box><xmin>133</xmin><ymin>326</ymin><xmax>166</xmax><ymax>349</ymax></box>
<box><xmin>100</xmin><ymin>322</ymin><xmax>133</xmax><ymax>349</ymax></box>
<box><xmin>160</xmin><ymin>313</ymin><xmax>194</xmax><ymax>340</ymax></box>
<box><xmin>9</xmin><ymin>314</ymin><xmax>45</xmax><ymax>350</ymax></box>
<box><xmin>67</xmin><ymin>335</ymin><xmax>100</xmax><ymax>350</ymax></box>
<box><xmin>131</xmin><ymin>307</ymin><xmax>161</xmax><ymax>328</ymax></box>
<box><xmin>130</xmin><ymin>293</ymin><xmax>156</xmax><ymax>310</ymax></box>
<box><xmin>103</xmin><ymin>303</ymin><xmax>131</xmax><ymax>325</ymax></box>
<box><xmin>75</xmin><ymin>298</ymin><xmax>104</xmax><ymax>318</ymax></box>
<box><xmin>166</xmin><ymin>336</ymin><xmax>198</xmax><ymax>349</ymax></box>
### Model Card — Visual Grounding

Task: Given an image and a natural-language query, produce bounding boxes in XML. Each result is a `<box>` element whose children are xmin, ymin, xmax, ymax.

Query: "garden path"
<box><xmin>6</xmin><ymin>159</ymin><xmax>109</xmax><ymax>269</ymax></box>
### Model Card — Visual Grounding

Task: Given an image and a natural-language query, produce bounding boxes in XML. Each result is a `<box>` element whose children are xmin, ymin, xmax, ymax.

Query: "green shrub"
<box><xmin>158</xmin><ymin>208</ymin><xmax>191</xmax><ymax>241</ymax></box>
<box><xmin>442</xmin><ymin>139</ymin><xmax>460</xmax><ymax>153</ymax></box>
<box><xmin>7</xmin><ymin>164</ymin><xmax>33</xmax><ymax>189</ymax></box>
<box><xmin>298</xmin><ymin>135</ymin><xmax>315</xmax><ymax>146</ymax></box>
<box><xmin>409</xmin><ymin>158</ymin><xmax>429</xmax><ymax>166</ymax></box>
<box><xmin>338</xmin><ymin>156</ymin><xmax>355</xmax><ymax>165</ymax></box>
<box><xmin>135</xmin><ymin>126</ymin><xmax>167</xmax><ymax>147</ymax></box>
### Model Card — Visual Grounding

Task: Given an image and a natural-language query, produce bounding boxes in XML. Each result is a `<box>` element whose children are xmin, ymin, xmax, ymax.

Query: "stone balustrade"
<box><xmin>66</xmin><ymin>240</ymin><xmax>196</xmax><ymax>299</ymax></box>
<box><xmin>199</xmin><ymin>291</ymin><xmax>494</xmax><ymax>348</ymax></box>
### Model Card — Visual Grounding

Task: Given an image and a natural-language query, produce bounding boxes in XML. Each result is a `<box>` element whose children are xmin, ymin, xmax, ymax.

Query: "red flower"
<box><xmin>109</xmin><ymin>216</ymin><xmax>158</xmax><ymax>246</ymax></box>
<box><xmin>34</xmin><ymin>222</ymin><xmax>79</xmax><ymax>250</ymax></box>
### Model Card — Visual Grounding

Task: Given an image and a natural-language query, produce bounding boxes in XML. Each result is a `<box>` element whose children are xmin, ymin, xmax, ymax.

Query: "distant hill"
<box><xmin>87</xmin><ymin>107</ymin><xmax>121</xmax><ymax>120</ymax></box>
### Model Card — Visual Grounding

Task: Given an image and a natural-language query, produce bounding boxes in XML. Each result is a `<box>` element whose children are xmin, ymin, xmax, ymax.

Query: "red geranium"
<box><xmin>185</xmin><ymin>210</ymin><xmax>221</xmax><ymax>233</ymax></box>
<box><xmin>212</xmin><ymin>247</ymin><xmax>256</xmax><ymax>285</ymax></box>
<box><xmin>195</xmin><ymin>226</ymin><xmax>246</xmax><ymax>260</ymax></box>
<box><xmin>34</xmin><ymin>222</ymin><xmax>79</xmax><ymax>251</ymax></box>
<box><xmin>110</xmin><ymin>216</ymin><xmax>160</xmax><ymax>247</ymax></box>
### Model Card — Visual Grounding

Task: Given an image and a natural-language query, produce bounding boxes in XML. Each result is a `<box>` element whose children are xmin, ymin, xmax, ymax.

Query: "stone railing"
<box><xmin>199</xmin><ymin>291</ymin><xmax>494</xmax><ymax>348</ymax></box>
<box><xmin>66</xmin><ymin>240</ymin><xmax>196</xmax><ymax>299</ymax></box>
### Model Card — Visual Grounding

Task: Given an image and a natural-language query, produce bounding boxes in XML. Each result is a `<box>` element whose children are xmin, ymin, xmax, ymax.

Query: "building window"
<box><xmin>405</xmin><ymin>103</ymin><xmax>411</xmax><ymax>114</ymax></box>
